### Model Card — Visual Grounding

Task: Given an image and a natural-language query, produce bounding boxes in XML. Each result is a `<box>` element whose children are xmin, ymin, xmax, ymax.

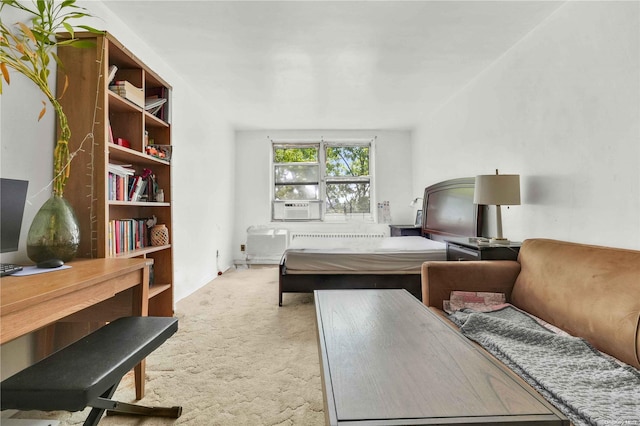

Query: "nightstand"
<box><xmin>445</xmin><ymin>238</ymin><xmax>521</xmax><ymax>261</ymax></box>
<box><xmin>389</xmin><ymin>225</ymin><xmax>422</xmax><ymax>237</ymax></box>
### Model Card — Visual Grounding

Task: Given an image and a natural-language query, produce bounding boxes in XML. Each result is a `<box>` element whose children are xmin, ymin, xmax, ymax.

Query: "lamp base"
<box><xmin>490</xmin><ymin>237</ymin><xmax>511</xmax><ymax>245</ymax></box>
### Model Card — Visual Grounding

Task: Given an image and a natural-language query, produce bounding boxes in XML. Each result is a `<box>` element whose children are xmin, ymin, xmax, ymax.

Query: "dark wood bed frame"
<box><xmin>278</xmin><ymin>178</ymin><xmax>481</xmax><ymax>306</ymax></box>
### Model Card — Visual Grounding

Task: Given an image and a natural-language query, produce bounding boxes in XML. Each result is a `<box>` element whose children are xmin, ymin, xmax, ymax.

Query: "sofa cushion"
<box><xmin>511</xmin><ymin>239</ymin><xmax>640</xmax><ymax>369</ymax></box>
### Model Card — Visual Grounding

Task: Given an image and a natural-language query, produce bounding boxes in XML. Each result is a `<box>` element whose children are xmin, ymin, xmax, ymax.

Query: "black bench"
<box><xmin>1</xmin><ymin>316</ymin><xmax>182</xmax><ymax>425</ymax></box>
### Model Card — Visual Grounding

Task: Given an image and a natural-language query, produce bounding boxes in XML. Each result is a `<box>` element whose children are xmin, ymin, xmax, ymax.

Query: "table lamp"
<box><xmin>474</xmin><ymin>170</ymin><xmax>520</xmax><ymax>244</ymax></box>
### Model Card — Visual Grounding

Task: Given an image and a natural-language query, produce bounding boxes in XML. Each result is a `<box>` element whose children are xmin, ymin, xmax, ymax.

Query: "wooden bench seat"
<box><xmin>1</xmin><ymin>316</ymin><xmax>182</xmax><ymax>426</ymax></box>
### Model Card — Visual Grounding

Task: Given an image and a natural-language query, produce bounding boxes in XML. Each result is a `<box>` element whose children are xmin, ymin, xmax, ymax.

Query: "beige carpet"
<box><xmin>10</xmin><ymin>266</ymin><xmax>325</xmax><ymax>425</ymax></box>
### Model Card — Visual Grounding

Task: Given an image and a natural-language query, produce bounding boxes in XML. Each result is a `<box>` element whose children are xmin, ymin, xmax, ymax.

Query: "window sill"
<box><xmin>323</xmin><ymin>216</ymin><xmax>375</xmax><ymax>223</ymax></box>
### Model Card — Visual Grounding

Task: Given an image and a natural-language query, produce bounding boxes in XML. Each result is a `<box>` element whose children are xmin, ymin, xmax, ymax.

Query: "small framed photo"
<box><xmin>415</xmin><ymin>210</ymin><xmax>423</xmax><ymax>227</ymax></box>
<box><xmin>145</xmin><ymin>144</ymin><xmax>172</xmax><ymax>162</ymax></box>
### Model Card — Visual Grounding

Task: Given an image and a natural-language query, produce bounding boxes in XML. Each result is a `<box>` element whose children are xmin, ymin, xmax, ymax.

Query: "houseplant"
<box><xmin>0</xmin><ymin>0</ymin><xmax>100</xmax><ymax>261</ymax></box>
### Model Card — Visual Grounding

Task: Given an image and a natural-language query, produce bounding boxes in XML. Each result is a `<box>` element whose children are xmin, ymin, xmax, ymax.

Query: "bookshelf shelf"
<box><xmin>145</xmin><ymin>111</ymin><xmax>170</xmax><ymax>128</ymax></box>
<box><xmin>109</xmin><ymin>144</ymin><xmax>170</xmax><ymax>166</ymax></box>
<box><xmin>108</xmin><ymin>90</ymin><xmax>143</xmax><ymax>113</ymax></box>
<box><xmin>109</xmin><ymin>200</ymin><xmax>171</xmax><ymax>207</ymax></box>
<box><xmin>149</xmin><ymin>284</ymin><xmax>172</xmax><ymax>299</ymax></box>
<box><xmin>114</xmin><ymin>244</ymin><xmax>171</xmax><ymax>258</ymax></box>
<box><xmin>57</xmin><ymin>32</ymin><xmax>174</xmax><ymax>317</ymax></box>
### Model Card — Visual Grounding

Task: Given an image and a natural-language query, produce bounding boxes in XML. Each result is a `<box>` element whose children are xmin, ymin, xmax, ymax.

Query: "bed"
<box><xmin>278</xmin><ymin>177</ymin><xmax>481</xmax><ymax>305</ymax></box>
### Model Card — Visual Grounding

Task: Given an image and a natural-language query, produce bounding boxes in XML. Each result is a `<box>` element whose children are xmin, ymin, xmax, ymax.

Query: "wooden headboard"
<box><xmin>421</xmin><ymin>177</ymin><xmax>482</xmax><ymax>242</ymax></box>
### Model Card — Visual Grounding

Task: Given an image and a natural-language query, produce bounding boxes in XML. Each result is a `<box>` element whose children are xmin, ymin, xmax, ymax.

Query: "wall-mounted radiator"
<box><xmin>245</xmin><ymin>230</ymin><xmax>386</xmax><ymax>265</ymax></box>
<box><xmin>290</xmin><ymin>232</ymin><xmax>386</xmax><ymax>240</ymax></box>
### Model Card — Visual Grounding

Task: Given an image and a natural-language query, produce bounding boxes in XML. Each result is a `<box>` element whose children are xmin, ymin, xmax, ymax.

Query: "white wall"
<box><xmin>233</xmin><ymin>129</ymin><xmax>416</xmax><ymax>261</ymax></box>
<box><xmin>411</xmin><ymin>1</ymin><xmax>640</xmax><ymax>250</ymax></box>
<box><xmin>170</xmin><ymin>84</ymin><xmax>235</xmax><ymax>301</ymax></box>
<box><xmin>0</xmin><ymin>7</ymin><xmax>57</xmax><ymax>379</ymax></box>
<box><xmin>0</xmin><ymin>8</ymin><xmax>55</xmax><ymax>267</ymax></box>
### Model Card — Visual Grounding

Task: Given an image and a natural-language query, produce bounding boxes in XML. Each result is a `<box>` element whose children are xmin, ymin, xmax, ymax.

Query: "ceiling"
<box><xmin>101</xmin><ymin>1</ymin><xmax>566</xmax><ymax>130</ymax></box>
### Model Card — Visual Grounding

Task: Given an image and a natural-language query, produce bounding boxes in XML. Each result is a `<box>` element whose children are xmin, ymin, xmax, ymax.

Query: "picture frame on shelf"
<box><xmin>145</xmin><ymin>144</ymin><xmax>172</xmax><ymax>162</ymax></box>
<box><xmin>415</xmin><ymin>210</ymin><xmax>423</xmax><ymax>227</ymax></box>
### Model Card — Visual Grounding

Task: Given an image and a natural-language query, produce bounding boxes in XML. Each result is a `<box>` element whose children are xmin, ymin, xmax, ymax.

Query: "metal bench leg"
<box><xmin>85</xmin><ymin>382</ymin><xmax>182</xmax><ymax>424</ymax></box>
<box><xmin>100</xmin><ymin>398</ymin><xmax>182</xmax><ymax>418</ymax></box>
<box><xmin>90</xmin><ymin>396</ymin><xmax>182</xmax><ymax>419</ymax></box>
<box><xmin>83</xmin><ymin>380</ymin><xmax>120</xmax><ymax>426</ymax></box>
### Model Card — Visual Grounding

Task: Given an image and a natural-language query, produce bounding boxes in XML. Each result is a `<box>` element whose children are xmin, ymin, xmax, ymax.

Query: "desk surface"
<box><xmin>1</xmin><ymin>258</ymin><xmax>151</xmax><ymax>344</ymax></box>
<box><xmin>314</xmin><ymin>289</ymin><xmax>567</xmax><ymax>425</ymax></box>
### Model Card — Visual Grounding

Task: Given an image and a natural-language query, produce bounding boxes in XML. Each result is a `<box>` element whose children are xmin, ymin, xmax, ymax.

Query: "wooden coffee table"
<box><xmin>314</xmin><ymin>289</ymin><xmax>568</xmax><ymax>425</ymax></box>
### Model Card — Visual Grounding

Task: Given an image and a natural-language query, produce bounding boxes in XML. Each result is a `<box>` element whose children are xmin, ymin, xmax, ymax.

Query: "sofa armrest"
<box><xmin>421</xmin><ymin>261</ymin><xmax>521</xmax><ymax>309</ymax></box>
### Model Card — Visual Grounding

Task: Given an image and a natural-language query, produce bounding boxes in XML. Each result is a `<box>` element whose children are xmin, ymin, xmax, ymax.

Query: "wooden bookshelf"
<box><xmin>56</xmin><ymin>32</ymin><xmax>174</xmax><ymax>317</ymax></box>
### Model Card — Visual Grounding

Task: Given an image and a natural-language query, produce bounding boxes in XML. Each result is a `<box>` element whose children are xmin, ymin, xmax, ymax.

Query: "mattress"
<box><xmin>282</xmin><ymin>236</ymin><xmax>446</xmax><ymax>274</ymax></box>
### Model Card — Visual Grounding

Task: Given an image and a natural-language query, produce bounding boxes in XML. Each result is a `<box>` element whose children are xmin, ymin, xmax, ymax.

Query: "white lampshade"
<box><xmin>474</xmin><ymin>171</ymin><xmax>521</xmax><ymax>244</ymax></box>
<box><xmin>474</xmin><ymin>174</ymin><xmax>521</xmax><ymax>206</ymax></box>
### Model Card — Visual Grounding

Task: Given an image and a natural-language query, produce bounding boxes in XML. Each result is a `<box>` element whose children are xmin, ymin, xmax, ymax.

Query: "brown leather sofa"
<box><xmin>421</xmin><ymin>238</ymin><xmax>640</xmax><ymax>370</ymax></box>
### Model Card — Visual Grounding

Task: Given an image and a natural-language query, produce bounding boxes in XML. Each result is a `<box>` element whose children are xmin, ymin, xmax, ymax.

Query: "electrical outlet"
<box><xmin>240</xmin><ymin>244</ymin><xmax>246</xmax><ymax>252</ymax></box>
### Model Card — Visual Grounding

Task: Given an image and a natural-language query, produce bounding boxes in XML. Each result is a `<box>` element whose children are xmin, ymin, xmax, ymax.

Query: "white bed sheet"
<box><xmin>283</xmin><ymin>236</ymin><xmax>446</xmax><ymax>274</ymax></box>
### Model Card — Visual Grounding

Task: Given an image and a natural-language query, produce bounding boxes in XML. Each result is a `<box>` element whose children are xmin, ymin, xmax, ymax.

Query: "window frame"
<box><xmin>273</xmin><ymin>143</ymin><xmax>320</xmax><ymax>202</ymax></box>
<box><xmin>271</xmin><ymin>138</ymin><xmax>375</xmax><ymax>222</ymax></box>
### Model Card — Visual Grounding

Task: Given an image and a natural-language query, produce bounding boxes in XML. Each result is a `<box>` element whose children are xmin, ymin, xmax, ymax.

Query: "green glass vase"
<box><xmin>27</xmin><ymin>195</ymin><xmax>80</xmax><ymax>263</ymax></box>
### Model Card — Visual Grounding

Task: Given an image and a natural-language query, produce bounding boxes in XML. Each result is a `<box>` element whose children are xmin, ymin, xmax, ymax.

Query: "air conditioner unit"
<box><xmin>246</xmin><ymin>227</ymin><xmax>288</xmax><ymax>264</ymax></box>
<box><xmin>284</xmin><ymin>202</ymin><xmax>310</xmax><ymax>220</ymax></box>
<box><xmin>273</xmin><ymin>201</ymin><xmax>322</xmax><ymax>221</ymax></box>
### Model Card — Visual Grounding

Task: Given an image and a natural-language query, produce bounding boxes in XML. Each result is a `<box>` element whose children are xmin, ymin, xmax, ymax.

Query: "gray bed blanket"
<box><xmin>449</xmin><ymin>306</ymin><xmax>640</xmax><ymax>426</ymax></box>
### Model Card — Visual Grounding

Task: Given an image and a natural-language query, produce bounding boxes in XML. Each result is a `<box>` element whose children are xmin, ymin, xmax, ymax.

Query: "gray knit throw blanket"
<box><xmin>449</xmin><ymin>306</ymin><xmax>640</xmax><ymax>426</ymax></box>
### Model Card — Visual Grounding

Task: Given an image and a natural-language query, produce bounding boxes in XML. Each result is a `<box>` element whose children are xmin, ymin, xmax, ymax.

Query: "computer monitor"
<box><xmin>1</xmin><ymin>178</ymin><xmax>29</xmax><ymax>253</ymax></box>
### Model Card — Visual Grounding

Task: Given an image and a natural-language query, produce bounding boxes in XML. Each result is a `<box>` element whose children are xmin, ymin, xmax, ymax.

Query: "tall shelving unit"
<box><xmin>56</xmin><ymin>32</ymin><xmax>174</xmax><ymax>316</ymax></box>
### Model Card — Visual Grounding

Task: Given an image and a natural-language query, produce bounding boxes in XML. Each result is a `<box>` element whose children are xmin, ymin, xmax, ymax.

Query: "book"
<box><xmin>145</xmin><ymin>173</ymin><xmax>157</xmax><ymax>202</ymax></box>
<box><xmin>109</xmin><ymin>80</ymin><xmax>144</xmax><ymax>108</ymax></box>
<box><xmin>108</xmin><ymin>163</ymin><xmax>134</xmax><ymax>177</ymax></box>
<box><xmin>108</xmin><ymin>120</ymin><xmax>114</xmax><ymax>144</ymax></box>
<box><xmin>132</xmin><ymin>180</ymin><xmax>147</xmax><ymax>202</ymax></box>
<box><xmin>145</xmin><ymin>86</ymin><xmax>168</xmax><ymax>120</ymax></box>
<box><xmin>128</xmin><ymin>176</ymin><xmax>142</xmax><ymax>200</ymax></box>
<box><xmin>144</xmin><ymin>96</ymin><xmax>167</xmax><ymax>111</ymax></box>
<box><xmin>107</xmin><ymin>65</ymin><xmax>118</xmax><ymax>84</ymax></box>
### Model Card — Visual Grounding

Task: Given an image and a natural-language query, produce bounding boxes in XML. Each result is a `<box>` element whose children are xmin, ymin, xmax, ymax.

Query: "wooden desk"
<box><xmin>1</xmin><ymin>258</ymin><xmax>152</xmax><ymax>398</ymax></box>
<box><xmin>314</xmin><ymin>289</ymin><xmax>568</xmax><ymax>425</ymax></box>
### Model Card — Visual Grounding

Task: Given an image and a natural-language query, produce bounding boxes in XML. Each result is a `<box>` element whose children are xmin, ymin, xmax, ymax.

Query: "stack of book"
<box><xmin>108</xmin><ymin>165</ymin><xmax>158</xmax><ymax>202</ymax></box>
<box><xmin>108</xmin><ymin>218</ymin><xmax>152</xmax><ymax>256</ymax></box>
<box><xmin>108</xmin><ymin>163</ymin><xmax>134</xmax><ymax>201</ymax></box>
<box><xmin>109</xmin><ymin>80</ymin><xmax>144</xmax><ymax>108</ymax></box>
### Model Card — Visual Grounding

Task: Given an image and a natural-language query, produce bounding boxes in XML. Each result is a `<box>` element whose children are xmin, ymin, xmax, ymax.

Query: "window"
<box><xmin>324</xmin><ymin>145</ymin><xmax>371</xmax><ymax>216</ymax></box>
<box><xmin>272</xmin><ymin>139</ymin><xmax>374</xmax><ymax>221</ymax></box>
<box><xmin>273</xmin><ymin>145</ymin><xmax>319</xmax><ymax>201</ymax></box>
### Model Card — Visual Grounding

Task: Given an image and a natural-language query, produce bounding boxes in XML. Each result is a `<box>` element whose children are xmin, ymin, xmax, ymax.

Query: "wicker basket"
<box><xmin>150</xmin><ymin>224</ymin><xmax>169</xmax><ymax>246</ymax></box>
